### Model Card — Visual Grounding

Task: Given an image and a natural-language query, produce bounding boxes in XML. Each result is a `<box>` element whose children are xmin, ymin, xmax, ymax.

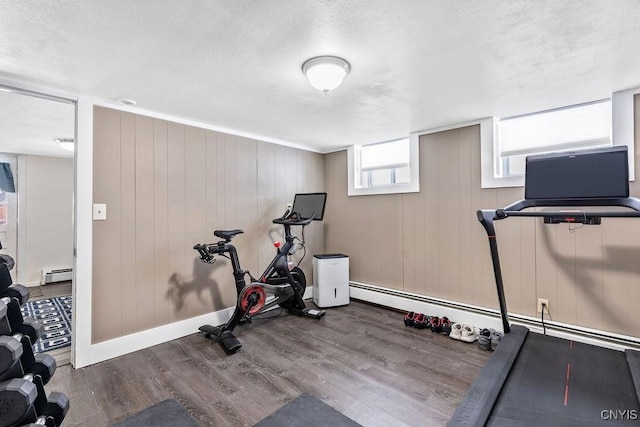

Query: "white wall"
<box><xmin>18</xmin><ymin>155</ymin><xmax>74</xmax><ymax>285</ymax></box>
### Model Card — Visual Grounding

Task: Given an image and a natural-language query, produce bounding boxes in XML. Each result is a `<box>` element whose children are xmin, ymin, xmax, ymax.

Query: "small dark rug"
<box><xmin>20</xmin><ymin>295</ymin><xmax>72</xmax><ymax>353</ymax></box>
<box><xmin>255</xmin><ymin>393</ymin><xmax>362</xmax><ymax>427</ymax></box>
<box><xmin>110</xmin><ymin>399</ymin><xmax>200</xmax><ymax>427</ymax></box>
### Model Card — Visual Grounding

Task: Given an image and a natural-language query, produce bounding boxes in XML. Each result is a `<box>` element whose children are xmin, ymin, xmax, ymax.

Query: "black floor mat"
<box><xmin>254</xmin><ymin>393</ymin><xmax>361</xmax><ymax>427</ymax></box>
<box><xmin>110</xmin><ymin>399</ymin><xmax>200</xmax><ymax>427</ymax></box>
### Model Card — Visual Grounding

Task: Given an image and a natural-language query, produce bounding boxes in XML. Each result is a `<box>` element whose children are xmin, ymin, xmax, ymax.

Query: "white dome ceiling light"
<box><xmin>116</xmin><ymin>98</ymin><xmax>137</xmax><ymax>106</ymax></box>
<box><xmin>302</xmin><ymin>56</ymin><xmax>350</xmax><ymax>94</ymax></box>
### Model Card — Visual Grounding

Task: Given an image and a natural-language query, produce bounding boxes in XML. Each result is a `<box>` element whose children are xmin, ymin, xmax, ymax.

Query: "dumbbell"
<box><xmin>18</xmin><ymin>391</ymin><xmax>69</xmax><ymax>427</ymax></box>
<box><xmin>0</xmin><ymin>332</ymin><xmax>56</xmax><ymax>384</ymax></box>
<box><xmin>0</xmin><ymin>373</ymin><xmax>68</xmax><ymax>427</ymax></box>
<box><xmin>17</xmin><ymin>392</ymin><xmax>69</xmax><ymax>427</ymax></box>
<box><xmin>0</xmin><ymin>260</ymin><xmax>13</xmax><ymax>293</ymax></box>
<box><xmin>0</xmin><ymin>297</ymin><xmax>43</xmax><ymax>343</ymax></box>
<box><xmin>0</xmin><ymin>283</ymin><xmax>30</xmax><ymax>306</ymax></box>
<box><xmin>0</xmin><ymin>254</ymin><xmax>15</xmax><ymax>271</ymax></box>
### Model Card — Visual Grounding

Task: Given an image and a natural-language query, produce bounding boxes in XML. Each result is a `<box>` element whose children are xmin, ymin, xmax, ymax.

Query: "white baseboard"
<box><xmin>76</xmin><ymin>286</ymin><xmax>317</xmax><ymax>368</ymax></box>
<box><xmin>303</xmin><ymin>285</ymin><xmax>314</xmax><ymax>300</ymax></box>
<box><xmin>24</xmin><ymin>280</ymin><xmax>41</xmax><ymax>288</ymax></box>
<box><xmin>75</xmin><ymin>306</ymin><xmax>235</xmax><ymax>368</ymax></box>
<box><xmin>350</xmin><ymin>282</ymin><xmax>640</xmax><ymax>352</ymax></box>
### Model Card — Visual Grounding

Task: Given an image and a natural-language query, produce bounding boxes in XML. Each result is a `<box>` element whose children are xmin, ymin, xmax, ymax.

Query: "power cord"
<box><xmin>541</xmin><ymin>302</ymin><xmax>547</xmax><ymax>335</ymax></box>
<box><xmin>568</xmin><ymin>211</ymin><xmax>587</xmax><ymax>233</ymax></box>
<box><xmin>295</xmin><ymin>225</ymin><xmax>307</xmax><ymax>268</ymax></box>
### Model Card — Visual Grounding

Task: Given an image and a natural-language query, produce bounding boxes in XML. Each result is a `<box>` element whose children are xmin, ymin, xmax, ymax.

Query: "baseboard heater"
<box><xmin>41</xmin><ymin>268</ymin><xmax>73</xmax><ymax>285</ymax></box>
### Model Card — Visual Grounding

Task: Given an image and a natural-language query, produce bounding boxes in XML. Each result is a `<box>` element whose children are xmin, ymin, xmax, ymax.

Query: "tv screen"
<box><xmin>292</xmin><ymin>192</ymin><xmax>327</xmax><ymax>221</ymax></box>
<box><xmin>524</xmin><ymin>146</ymin><xmax>629</xmax><ymax>200</ymax></box>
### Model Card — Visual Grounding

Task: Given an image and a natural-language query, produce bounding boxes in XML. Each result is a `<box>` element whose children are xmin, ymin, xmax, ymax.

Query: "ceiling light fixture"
<box><xmin>302</xmin><ymin>56</ymin><xmax>350</xmax><ymax>94</ymax></box>
<box><xmin>116</xmin><ymin>98</ymin><xmax>137</xmax><ymax>106</ymax></box>
<box><xmin>54</xmin><ymin>138</ymin><xmax>75</xmax><ymax>152</ymax></box>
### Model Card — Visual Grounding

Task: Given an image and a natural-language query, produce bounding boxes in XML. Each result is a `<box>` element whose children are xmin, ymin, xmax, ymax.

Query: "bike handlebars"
<box><xmin>272</xmin><ymin>210</ymin><xmax>316</xmax><ymax>226</ymax></box>
<box><xmin>193</xmin><ymin>243</ymin><xmax>223</xmax><ymax>263</ymax></box>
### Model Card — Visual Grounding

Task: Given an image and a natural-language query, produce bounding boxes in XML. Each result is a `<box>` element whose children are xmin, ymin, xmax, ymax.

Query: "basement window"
<box><xmin>498</xmin><ymin>100</ymin><xmax>612</xmax><ymax>177</ymax></box>
<box><xmin>348</xmin><ymin>137</ymin><xmax>420</xmax><ymax>196</ymax></box>
<box><xmin>481</xmin><ymin>88</ymin><xmax>638</xmax><ymax>188</ymax></box>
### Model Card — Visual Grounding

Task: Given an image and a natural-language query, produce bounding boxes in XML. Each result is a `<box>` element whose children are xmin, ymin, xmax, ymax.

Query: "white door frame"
<box><xmin>0</xmin><ymin>78</ymin><xmax>81</xmax><ymax>365</ymax></box>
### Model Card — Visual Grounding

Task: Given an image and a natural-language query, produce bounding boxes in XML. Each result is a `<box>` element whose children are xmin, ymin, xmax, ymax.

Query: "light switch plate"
<box><xmin>93</xmin><ymin>203</ymin><xmax>107</xmax><ymax>221</ymax></box>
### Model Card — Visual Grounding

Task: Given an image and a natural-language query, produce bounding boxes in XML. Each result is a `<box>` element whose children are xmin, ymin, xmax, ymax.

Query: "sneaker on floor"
<box><xmin>478</xmin><ymin>334</ymin><xmax>492</xmax><ymax>351</ymax></box>
<box><xmin>429</xmin><ymin>316</ymin><xmax>441</xmax><ymax>333</ymax></box>
<box><xmin>449</xmin><ymin>323</ymin><xmax>463</xmax><ymax>340</ymax></box>
<box><xmin>491</xmin><ymin>330</ymin><xmax>503</xmax><ymax>350</ymax></box>
<box><xmin>460</xmin><ymin>325</ymin><xmax>477</xmax><ymax>343</ymax></box>
<box><xmin>414</xmin><ymin>313</ymin><xmax>428</xmax><ymax>329</ymax></box>
<box><xmin>479</xmin><ymin>328</ymin><xmax>491</xmax><ymax>338</ymax></box>
<box><xmin>404</xmin><ymin>311</ymin><xmax>417</xmax><ymax>327</ymax></box>
<box><xmin>440</xmin><ymin>317</ymin><xmax>452</xmax><ymax>336</ymax></box>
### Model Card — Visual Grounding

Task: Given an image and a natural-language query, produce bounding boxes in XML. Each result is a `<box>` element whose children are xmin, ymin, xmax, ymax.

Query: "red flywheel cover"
<box><xmin>239</xmin><ymin>285</ymin><xmax>266</xmax><ymax>315</ymax></box>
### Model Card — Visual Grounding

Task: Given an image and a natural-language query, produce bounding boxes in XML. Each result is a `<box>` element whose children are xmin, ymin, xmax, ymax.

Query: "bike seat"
<box><xmin>214</xmin><ymin>229</ymin><xmax>244</xmax><ymax>241</ymax></box>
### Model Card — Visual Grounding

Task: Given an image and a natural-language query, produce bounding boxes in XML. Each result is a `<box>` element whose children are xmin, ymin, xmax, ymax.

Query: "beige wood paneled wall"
<box><xmin>92</xmin><ymin>107</ymin><xmax>325</xmax><ymax>343</ymax></box>
<box><xmin>325</xmin><ymin>96</ymin><xmax>640</xmax><ymax>337</ymax></box>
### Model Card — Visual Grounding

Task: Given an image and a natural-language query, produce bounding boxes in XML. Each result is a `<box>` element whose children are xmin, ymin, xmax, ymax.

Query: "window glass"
<box><xmin>498</xmin><ymin>100</ymin><xmax>612</xmax><ymax>177</ymax></box>
<box><xmin>359</xmin><ymin>139</ymin><xmax>410</xmax><ymax>188</ymax></box>
<box><xmin>361</xmin><ymin>139</ymin><xmax>409</xmax><ymax>170</ymax></box>
<box><xmin>347</xmin><ymin>136</ymin><xmax>419</xmax><ymax>196</ymax></box>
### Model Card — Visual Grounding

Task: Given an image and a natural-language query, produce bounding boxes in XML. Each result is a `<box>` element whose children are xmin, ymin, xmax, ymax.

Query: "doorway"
<box><xmin>0</xmin><ymin>85</ymin><xmax>75</xmax><ymax>366</ymax></box>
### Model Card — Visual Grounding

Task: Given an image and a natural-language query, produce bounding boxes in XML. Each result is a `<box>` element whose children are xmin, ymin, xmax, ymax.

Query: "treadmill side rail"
<box><xmin>447</xmin><ymin>325</ymin><xmax>529</xmax><ymax>427</ymax></box>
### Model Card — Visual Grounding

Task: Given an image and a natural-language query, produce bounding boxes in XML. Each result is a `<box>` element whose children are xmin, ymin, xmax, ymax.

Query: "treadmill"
<box><xmin>449</xmin><ymin>146</ymin><xmax>640</xmax><ymax>426</ymax></box>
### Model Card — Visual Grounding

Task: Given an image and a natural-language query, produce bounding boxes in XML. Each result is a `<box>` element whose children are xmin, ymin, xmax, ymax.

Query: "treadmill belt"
<box><xmin>488</xmin><ymin>333</ymin><xmax>639</xmax><ymax>426</ymax></box>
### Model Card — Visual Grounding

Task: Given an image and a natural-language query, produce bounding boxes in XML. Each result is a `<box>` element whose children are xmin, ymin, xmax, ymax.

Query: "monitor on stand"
<box><xmin>292</xmin><ymin>192</ymin><xmax>327</xmax><ymax>220</ymax></box>
<box><xmin>525</xmin><ymin>145</ymin><xmax>629</xmax><ymax>200</ymax></box>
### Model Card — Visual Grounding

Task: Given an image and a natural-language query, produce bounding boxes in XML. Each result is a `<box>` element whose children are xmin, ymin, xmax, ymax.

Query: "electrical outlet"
<box><xmin>287</xmin><ymin>203</ymin><xmax>292</xmax><ymax>210</ymax></box>
<box><xmin>537</xmin><ymin>298</ymin><xmax>550</xmax><ymax>314</ymax></box>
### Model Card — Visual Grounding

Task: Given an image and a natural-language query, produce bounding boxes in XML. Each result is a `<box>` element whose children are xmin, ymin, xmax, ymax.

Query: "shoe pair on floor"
<box><xmin>429</xmin><ymin>316</ymin><xmax>452</xmax><ymax>335</ymax></box>
<box><xmin>449</xmin><ymin>323</ymin><xmax>478</xmax><ymax>343</ymax></box>
<box><xmin>404</xmin><ymin>311</ymin><xmax>430</xmax><ymax>329</ymax></box>
<box><xmin>472</xmin><ymin>328</ymin><xmax>504</xmax><ymax>350</ymax></box>
<box><xmin>447</xmin><ymin>324</ymin><xmax>503</xmax><ymax>350</ymax></box>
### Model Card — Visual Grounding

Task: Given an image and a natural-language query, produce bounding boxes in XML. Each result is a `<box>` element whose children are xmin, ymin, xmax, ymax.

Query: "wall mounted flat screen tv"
<box><xmin>524</xmin><ymin>146</ymin><xmax>629</xmax><ymax>200</ymax></box>
<box><xmin>292</xmin><ymin>192</ymin><xmax>327</xmax><ymax>220</ymax></box>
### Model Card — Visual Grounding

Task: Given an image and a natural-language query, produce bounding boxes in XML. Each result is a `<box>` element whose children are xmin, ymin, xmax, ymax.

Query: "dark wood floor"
<box><xmin>47</xmin><ymin>300</ymin><xmax>491</xmax><ymax>426</ymax></box>
<box><xmin>28</xmin><ymin>281</ymin><xmax>72</xmax><ymax>301</ymax></box>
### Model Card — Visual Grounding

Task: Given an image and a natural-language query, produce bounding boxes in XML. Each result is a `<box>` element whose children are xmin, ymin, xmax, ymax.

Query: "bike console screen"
<box><xmin>292</xmin><ymin>192</ymin><xmax>327</xmax><ymax>221</ymax></box>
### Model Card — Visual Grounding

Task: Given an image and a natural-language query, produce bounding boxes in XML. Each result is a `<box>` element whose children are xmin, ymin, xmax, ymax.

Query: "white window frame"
<box><xmin>347</xmin><ymin>135</ymin><xmax>420</xmax><ymax>196</ymax></box>
<box><xmin>480</xmin><ymin>88</ymin><xmax>638</xmax><ymax>188</ymax></box>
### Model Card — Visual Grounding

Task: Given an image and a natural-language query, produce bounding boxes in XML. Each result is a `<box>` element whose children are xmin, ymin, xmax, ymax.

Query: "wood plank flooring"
<box><xmin>27</xmin><ymin>281</ymin><xmax>72</xmax><ymax>300</ymax></box>
<box><xmin>47</xmin><ymin>301</ymin><xmax>491</xmax><ymax>426</ymax></box>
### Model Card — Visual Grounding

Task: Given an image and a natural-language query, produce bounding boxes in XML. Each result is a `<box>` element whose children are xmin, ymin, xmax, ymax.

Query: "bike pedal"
<box><xmin>304</xmin><ymin>308</ymin><xmax>326</xmax><ymax>319</ymax></box>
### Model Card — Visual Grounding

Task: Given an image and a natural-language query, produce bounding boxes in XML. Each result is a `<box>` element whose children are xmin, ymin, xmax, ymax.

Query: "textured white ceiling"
<box><xmin>1</xmin><ymin>0</ymin><xmax>640</xmax><ymax>154</ymax></box>
<box><xmin>0</xmin><ymin>91</ymin><xmax>75</xmax><ymax>158</ymax></box>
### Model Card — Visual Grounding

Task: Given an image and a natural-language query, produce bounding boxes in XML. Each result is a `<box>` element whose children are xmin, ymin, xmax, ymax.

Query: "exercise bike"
<box><xmin>193</xmin><ymin>199</ymin><xmax>326</xmax><ymax>354</ymax></box>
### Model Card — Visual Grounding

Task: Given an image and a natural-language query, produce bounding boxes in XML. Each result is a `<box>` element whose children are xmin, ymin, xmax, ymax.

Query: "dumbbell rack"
<box><xmin>0</xmin><ymin>259</ymin><xmax>70</xmax><ymax>427</ymax></box>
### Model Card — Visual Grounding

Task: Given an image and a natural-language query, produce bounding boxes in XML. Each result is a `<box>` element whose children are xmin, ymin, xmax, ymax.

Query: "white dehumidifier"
<box><xmin>313</xmin><ymin>254</ymin><xmax>349</xmax><ymax>308</ymax></box>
